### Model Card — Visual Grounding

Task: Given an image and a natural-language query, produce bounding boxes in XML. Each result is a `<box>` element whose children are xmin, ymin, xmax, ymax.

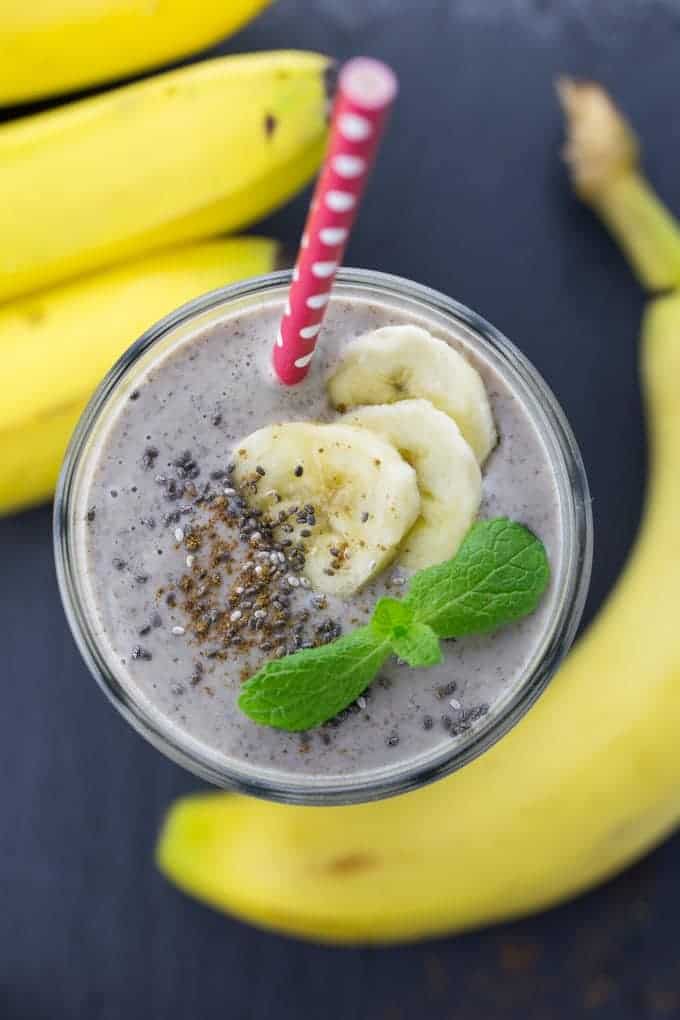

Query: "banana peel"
<box><xmin>1</xmin><ymin>1</ymin><xmax>271</xmax><ymax>106</ymax></box>
<box><xmin>157</xmin><ymin>84</ymin><xmax>680</xmax><ymax>942</ymax></box>
<box><xmin>0</xmin><ymin>236</ymin><xmax>281</xmax><ymax>515</ymax></box>
<box><xmin>0</xmin><ymin>51</ymin><xmax>329</xmax><ymax>303</ymax></box>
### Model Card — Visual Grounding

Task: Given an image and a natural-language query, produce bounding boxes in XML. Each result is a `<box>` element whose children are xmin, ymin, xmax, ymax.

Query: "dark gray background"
<box><xmin>3</xmin><ymin>1</ymin><xmax>680</xmax><ymax>1017</ymax></box>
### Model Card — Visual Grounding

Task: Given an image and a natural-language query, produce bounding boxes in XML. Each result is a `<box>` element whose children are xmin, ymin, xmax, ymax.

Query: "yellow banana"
<box><xmin>0</xmin><ymin>51</ymin><xmax>329</xmax><ymax>303</ymax></box>
<box><xmin>155</xmin><ymin>333</ymin><xmax>680</xmax><ymax>944</ymax></box>
<box><xmin>1</xmin><ymin>1</ymin><xmax>271</xmax><ymax>105</ymax></box>
<box><xmin>157</xmin><ymin>85</ymin><xmax>680</xmax><ymax>943</ymax></box>
<box><xmin>0</xmin><ymin>236</ymin><xmax>281</xmax><ymax>516</ymax></box>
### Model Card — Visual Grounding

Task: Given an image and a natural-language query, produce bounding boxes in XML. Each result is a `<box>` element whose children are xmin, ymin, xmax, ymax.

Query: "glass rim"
<box><xmin>54</xmin><ymin>267</ymin><xmax>593</xmax><ymax>806</ymax></box>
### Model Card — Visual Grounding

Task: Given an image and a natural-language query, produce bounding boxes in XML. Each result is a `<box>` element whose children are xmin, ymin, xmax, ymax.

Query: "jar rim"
<box><xmin>54</xmin><ymin>268</ymin><xmax>593</xmax><ymax>805</ymax></box>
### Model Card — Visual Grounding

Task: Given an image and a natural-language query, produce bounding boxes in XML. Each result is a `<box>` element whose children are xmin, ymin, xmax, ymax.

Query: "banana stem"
<box><xmin>594</xmin><ymin>171</ymin><xmax>680</xmax><ymax>292</ymax></box>
<box><xmin>558</xmin><ymin>78</ymin><xmax>680</xmax><ymax>292</ymax></box>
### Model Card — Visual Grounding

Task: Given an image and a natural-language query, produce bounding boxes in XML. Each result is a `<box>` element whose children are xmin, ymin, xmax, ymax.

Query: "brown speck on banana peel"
<box><xmin>263</xmin><ymin>112</ymin><xmax>277</xmax><ymax>138</ymax></box>
<box><xmin>326</xmin><ymin>852</ymin><xmax>378</xmax><ymax>876</ymax></box>
<box><xmin>556</xmin><ymin>77</ymin><xmax>638</xmax><ymax>201</ymax></box>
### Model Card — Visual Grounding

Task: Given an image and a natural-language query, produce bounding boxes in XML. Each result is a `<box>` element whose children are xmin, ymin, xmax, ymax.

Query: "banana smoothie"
<box><xmin>68</xmin><ymin>281</ymin><xmax>569</xmax><ymax>794</ymax></box>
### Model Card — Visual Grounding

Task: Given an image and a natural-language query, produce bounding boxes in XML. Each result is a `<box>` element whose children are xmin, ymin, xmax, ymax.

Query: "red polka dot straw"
<box><xmin>273</xmin><ymin>57</ymin><xmax>398</xmax><ymax>385</ymax></box>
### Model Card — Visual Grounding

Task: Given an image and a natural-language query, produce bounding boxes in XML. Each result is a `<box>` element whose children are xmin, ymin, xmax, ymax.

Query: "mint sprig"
<box><xmin>238</xmin><ymin>519</ymin><xmax>550</xmax><ymax>732</ymax></box>
<box><xmin>237</xmin><ymin>627</ymin><xmax>391</xmax><ymax>732</ymax></box>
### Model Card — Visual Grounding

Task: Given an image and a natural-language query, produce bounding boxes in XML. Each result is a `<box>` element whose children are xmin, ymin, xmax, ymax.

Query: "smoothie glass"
<box><xmin>54</xmin><ymin>269</ymin><xmax>592</xmax><ymax>805</ymax></box>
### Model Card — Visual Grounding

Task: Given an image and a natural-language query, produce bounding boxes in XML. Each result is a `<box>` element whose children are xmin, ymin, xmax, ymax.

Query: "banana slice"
<box><xmin>327</xmin><ymin>325</ymin><xmax>497</xmax><ymax>463</ymax></box>
<box><xmin>231</xmin><ymin>422</ymin><xmax>420</xmax><ymax>596</ymax></box>
<box><xmin>340</xmin><ymin>400</ymin><xmax>481</xmax><ymax>570</ymax></box>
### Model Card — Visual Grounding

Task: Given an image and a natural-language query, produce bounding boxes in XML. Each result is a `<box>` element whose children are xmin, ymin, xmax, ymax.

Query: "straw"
<box><xmin>273</xmin><ymin>57</ymin><xmax>398</xmax><ymax>385</ymax></box>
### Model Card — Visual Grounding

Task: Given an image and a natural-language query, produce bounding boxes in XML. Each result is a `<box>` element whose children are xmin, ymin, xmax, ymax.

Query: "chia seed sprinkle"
<box><xmin>294</xmin><ymin>464</ymin><xmax>304</xmax><ymax>477</ymax></box>
<box><xmin>422</xmin><ymin>715</ymin><xmax>434</xmax><ymax>730</ymax></box>
<box><xmin>86</xmin><ymin>506</ymin><xmax>96</xmax><ymax>522</ymax></box>
<box><xmin>131</xmin><ymin>645</ymin><xmax>151</xmax><ymax>661</ymax></box>
<box><xmin>142</xmin><ymin>446</ymin><xmax>159</xmax><ymax>470</ymax></box>
<box><xmin>361</xmin><ymin>511</ymin><xmax>369</xmax><ymax>523</ymax></box>
<box><xmin>385</xmin><ymin>731</ymin><xmax>400</xmax><ymax>747</ymax></box>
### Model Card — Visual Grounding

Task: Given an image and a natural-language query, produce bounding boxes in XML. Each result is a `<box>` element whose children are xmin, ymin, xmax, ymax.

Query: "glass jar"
<box><xmin>54</xmin><ymin>269</ymin><xmax>592</xmax><ymax>804</ymax></box>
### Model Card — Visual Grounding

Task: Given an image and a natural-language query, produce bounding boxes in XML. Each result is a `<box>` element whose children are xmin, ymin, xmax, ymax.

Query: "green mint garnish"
<box><xmin>405</xmin><ymin>517</ymin><xmax>550</xmax><ymax>637</ymax></box>
<box><xmin>370</xmin><ymin>598</ymin><xmax>442</xmax><ymax>667</ymax></box>
<box><xmin>238</xmin><ymin>627</ymin><xmax>391</xmax><ymax>732</ymax></box>
<box><xmin>238</xmin><ymin>518</ymin><xmax>550</xmax><ymax>732</ymax></box>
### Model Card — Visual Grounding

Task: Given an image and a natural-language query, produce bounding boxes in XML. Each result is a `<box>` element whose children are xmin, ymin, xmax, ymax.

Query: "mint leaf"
<box><xmin>238</xmin><ymin>518</ymin><xmax>550</xmax><ymax>733</ymax></box>
<box><xmin>391</xmin><ymin>622</ymin><xmax>443</xmax><ymax>667</ymax></box>
<box><xmin>370</xmin><ymin>596</ymin><xmax>414</xmax><ymax>638</ymax></box>
<box><xmin>238</xmin><ymin>626</ymin><xmax>391</xmax><ymax>732</ymax></box>
<box><xmin>405</xmin><ymin>518</ymin><xmax>550</xmax><ymax>638</ymax></box>
<box><xmin>371</xmin><ymin>597</ymin><xmax>442</xmax><ymax>666</ymax></box>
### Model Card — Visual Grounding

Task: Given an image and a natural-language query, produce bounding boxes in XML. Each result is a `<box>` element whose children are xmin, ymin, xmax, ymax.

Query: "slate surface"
<box><xmin>3</xmin><ymin>2</ymin><xmax>680</xmax><ymax>1017</ymax></box>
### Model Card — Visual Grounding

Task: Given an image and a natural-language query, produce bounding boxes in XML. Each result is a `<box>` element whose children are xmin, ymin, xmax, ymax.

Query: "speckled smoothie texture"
<box><xmin>74</xmin><ymin>294</ymin><xmax>563</xmax><ymax>784</ymax></box>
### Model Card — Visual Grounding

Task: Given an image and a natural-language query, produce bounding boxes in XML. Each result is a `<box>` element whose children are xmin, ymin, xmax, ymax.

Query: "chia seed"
<box><xmin>86</xmin><ymin>506</ymin><xmax>96</xmax><ymax>522</ymax></box>
<box><xmin>142</xmin><ymin>446</ymin><xmax>159</xmax><ymax>470</ymax></box>
<box><xmin>385</xmin><ymin>731</ymin><xmax>400</xmax><ymax>747</ymax></box>
<box><xmin>112</xmin><ymin>557</ymin><xmax>126</xmax><ymax>571</ymax></box>
<box><xmin>422</xmin><ymin>715</ymin><xmax>434</xmax><ymax>730</ymax></box>
<box><xmin>294</xmin><ymin>464</ymin><xmax>304</xmax><ymax>477</ymax></box>
<box><xmin>131</xmin><ymin>645</ymin><xmax>152</xmax><ymax>661</ymax></box>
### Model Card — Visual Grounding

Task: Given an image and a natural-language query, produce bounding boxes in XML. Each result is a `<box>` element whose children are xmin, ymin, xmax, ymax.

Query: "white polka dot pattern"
<box><xmin>273</xmin><ymin>58</ymin><xmax>398</xmax><ymax>385</ymax></box>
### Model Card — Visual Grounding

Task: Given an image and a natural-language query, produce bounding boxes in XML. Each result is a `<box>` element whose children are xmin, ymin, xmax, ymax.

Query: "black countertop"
<box><xmin>3</xmin><ymin>2</ymin><xmax>680</xmax><ymax>1017</ymax></box>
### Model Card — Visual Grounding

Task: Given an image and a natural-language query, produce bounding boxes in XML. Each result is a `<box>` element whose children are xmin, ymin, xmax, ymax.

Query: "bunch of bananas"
<box><xmin>156</xmin><ymin>85</ymin><xmax>680</xmax><ymax>942</ymax></box>
<box><xmin>1</xmin><ymin>3</ymin><xmax>330</xmax><ymax>514</ymax></box>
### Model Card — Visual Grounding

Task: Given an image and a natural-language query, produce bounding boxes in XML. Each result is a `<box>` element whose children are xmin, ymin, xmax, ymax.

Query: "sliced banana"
<box><xmin>327</xmin><ymin>325</ymin><xmax>497</xmax><ymax>463</ymax></box>
<box><xmin>340</xmin><ymin>399</ymin><xmax>481</xmax><ymax>570</ymax></box>
<box><xmin>231</xmin><ymin>422</ymin><xmax>420</xmax><ymax>596</ymax></box>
